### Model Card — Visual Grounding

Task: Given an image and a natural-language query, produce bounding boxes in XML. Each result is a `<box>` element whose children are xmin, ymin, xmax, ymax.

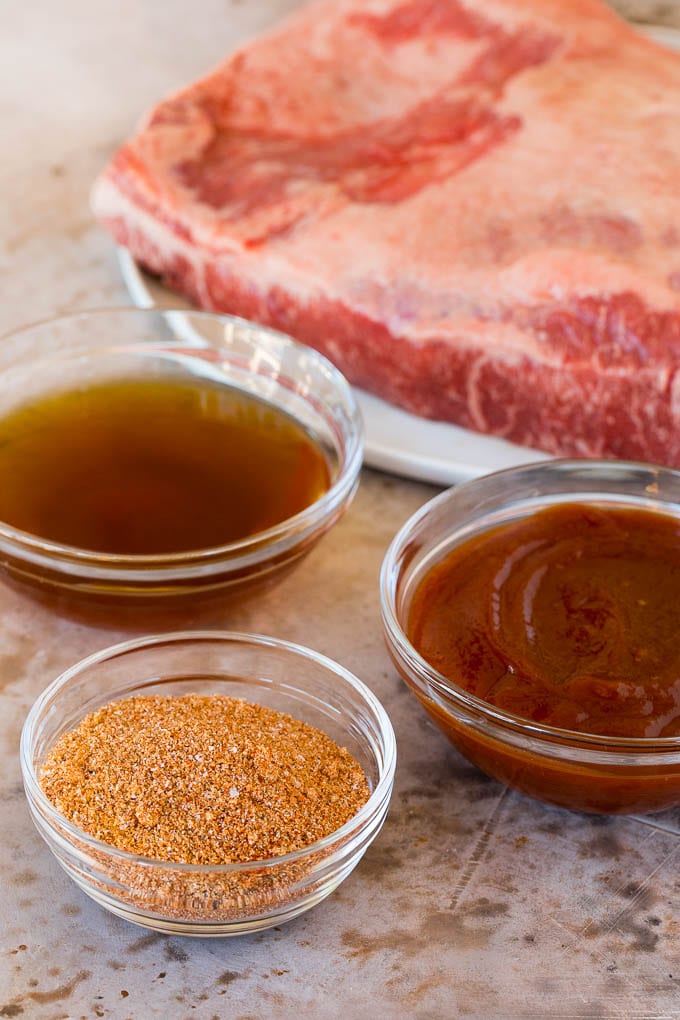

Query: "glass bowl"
<box><xmin>20</xmin><ymin>631</ymin><xmax>396</xmax><ymax>937</ymax></box>
<box><xmin>380</xmin><ymin>459</ymin><xmax>680</xmax><ymax>815</ymax></box>
<box><xmin>0</xmin><ymin>308</ymin><xmax>363</xmax><ymax>619</ymax></box>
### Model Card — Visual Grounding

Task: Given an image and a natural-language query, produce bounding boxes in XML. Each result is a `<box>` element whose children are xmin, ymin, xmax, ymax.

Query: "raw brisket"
<box><xmin>92</xmin><ymin>0</ymin><xmax>680</xmax><ymax>465</ymax></box>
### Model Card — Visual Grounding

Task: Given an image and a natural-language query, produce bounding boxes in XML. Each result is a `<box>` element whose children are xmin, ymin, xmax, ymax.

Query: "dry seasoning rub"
<box><xmin>0</xmin><ymin>377</ymin><xmax>329</xmax><ymax>556</ymax></box>
<box><xmin>408</xmin><ymin>503</ymin><xmax>680</xmax><ymax>739</ymax></box>
<box><xmin>40</xmin><ymin>694</ymin><xmax>370</xmax><ymax>865</ymax></box>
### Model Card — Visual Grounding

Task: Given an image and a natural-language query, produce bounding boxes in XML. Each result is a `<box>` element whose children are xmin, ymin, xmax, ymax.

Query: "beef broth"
<box><xmin>0</xmin><ymin>377</ymin><xmax>330</xmax><ymax>555</ymax></box>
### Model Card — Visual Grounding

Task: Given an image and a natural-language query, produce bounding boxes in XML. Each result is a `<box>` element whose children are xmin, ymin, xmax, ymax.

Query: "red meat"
<box><xmin>92</xmin><ymin>0</ymin><xmax>680</xmax><ymax>465</ymax></box>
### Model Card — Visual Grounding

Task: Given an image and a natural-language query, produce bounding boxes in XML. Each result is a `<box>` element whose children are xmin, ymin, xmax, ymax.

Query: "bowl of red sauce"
<box><xmin>380</xmin><ymin>459</ymin><xmax>680</xmax><ymax>815</ymax></box>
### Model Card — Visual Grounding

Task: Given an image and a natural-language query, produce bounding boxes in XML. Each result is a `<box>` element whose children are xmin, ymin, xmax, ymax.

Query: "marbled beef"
<box><xmin>92</xmin><ymin>0</ymin><xmax>680</xmax><ymax>464</ymax></box>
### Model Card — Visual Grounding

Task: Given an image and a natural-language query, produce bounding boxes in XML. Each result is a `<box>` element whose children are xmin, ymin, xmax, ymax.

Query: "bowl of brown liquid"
<box><xmin>381</xmin><ymin>459</ymin><xmax>680</xmax><ymax>815</ymax></box>
<box><xmin>0</xmin><ymin>308</ymin><xmax>362</xmax><ymax>617</ymax></box>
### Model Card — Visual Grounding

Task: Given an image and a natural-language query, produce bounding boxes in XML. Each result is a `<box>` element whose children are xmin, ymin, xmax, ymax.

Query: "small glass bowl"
<box><xmin>381</xmin><ymin>459</ymin><xmax>680</xmax><ymax>815</ymax></box>
<box><xmin>20</xmin><ymin>631</ymin><xmax>396</xmax><ymax>936</ymax></box>
<box><xmin>0</xmin><ymin>308</ymin><xmax>363</xmax><ymax>618</ymax></box>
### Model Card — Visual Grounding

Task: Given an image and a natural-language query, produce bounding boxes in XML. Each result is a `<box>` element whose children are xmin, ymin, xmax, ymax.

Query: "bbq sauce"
<box><xmin>408</xmin><ymin>503</ymin><xmax>680</xmax><ymax>739</ymax></box>
<box><xmin>0</xmin><ymin>377</ymin><xmax>330</xmax><ymax>555</ymax></box>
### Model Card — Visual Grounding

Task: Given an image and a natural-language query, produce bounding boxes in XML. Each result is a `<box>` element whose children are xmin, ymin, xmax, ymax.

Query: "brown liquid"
<box><xmin>406</xmin><ymin>503</ymin><xmax>680</xmax><ymax>814</ymax></box>
<box><xmin>0</xmin><ymin>377</ymin><xmax>330</xmax><ymax>555</ymax></box>
<box><xmin>408</xmin><ymin>503</ymin><xmax>680</xmax><ymax>738</ymax></box>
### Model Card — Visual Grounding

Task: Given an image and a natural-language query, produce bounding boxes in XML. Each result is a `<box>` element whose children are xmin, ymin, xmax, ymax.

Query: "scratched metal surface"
<box><xmin>611</xmin><ymin>0</ymin><xmax>680</xmax><ymax>24</ymax></box>
<box><xmin>2</xmin><ymin>2</ymin><xmax>680</xmax><ymax>1018</ymax></box>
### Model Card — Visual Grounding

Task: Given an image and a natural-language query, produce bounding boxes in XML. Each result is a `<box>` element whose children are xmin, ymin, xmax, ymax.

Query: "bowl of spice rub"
<box><xmin>20</xmin><ymin>631</ymin><xmax>396</xmax><ymax>935</ymax></box>
<box><xmin>0</xmin><ymin>307</ymin><xmax>362</xmax><ymax>617</ymax></box>
<box><xmin>381</xmin><ymin>459</ymin><xmax>680</xmax><ymax>815</ymax></box>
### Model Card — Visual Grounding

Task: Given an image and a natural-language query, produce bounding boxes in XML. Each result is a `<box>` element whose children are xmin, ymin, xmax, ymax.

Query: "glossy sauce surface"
<box><xmin>408</xmin><ymin>504</ymin><xmax>680</xmax><ymax>738</ymax></box>
<box><xmin>0</xmin><ymin>377</ymin><xmax>330</xmax><ymax>555</ymax></box>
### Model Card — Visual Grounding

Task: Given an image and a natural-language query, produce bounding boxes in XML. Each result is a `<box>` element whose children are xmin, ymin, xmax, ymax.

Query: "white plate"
<box><xmin>642</xmin><ymin>23</ymin><xmax>680</xmax><ymax>48</ymax></box>
<box><xmin>116</xmin><ymin>23</ymin><xmax>679</xmax><ymax>487</ymax></box>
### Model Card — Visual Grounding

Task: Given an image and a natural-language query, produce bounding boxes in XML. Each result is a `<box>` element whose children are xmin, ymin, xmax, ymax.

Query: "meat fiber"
<box><xmin>92</xmin><ymin>0</ymin><xmax>680</xmax><ymax>465</ymax></box>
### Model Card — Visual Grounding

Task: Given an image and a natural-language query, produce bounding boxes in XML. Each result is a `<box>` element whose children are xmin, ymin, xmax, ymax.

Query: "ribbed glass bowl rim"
<box><xmin>380</xmin><ymin>457</ymin><xmax>680</xmax><ymax>759</ymax></box>
<box><xmin>20</xmin><ymin>630</ymin><xmax>397</xmax><ymax>875</ymax></box>
<box><xmin>0</xmin><ymin>307</ymin><xmax>364</xmax><ymax>573</ymax></box>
